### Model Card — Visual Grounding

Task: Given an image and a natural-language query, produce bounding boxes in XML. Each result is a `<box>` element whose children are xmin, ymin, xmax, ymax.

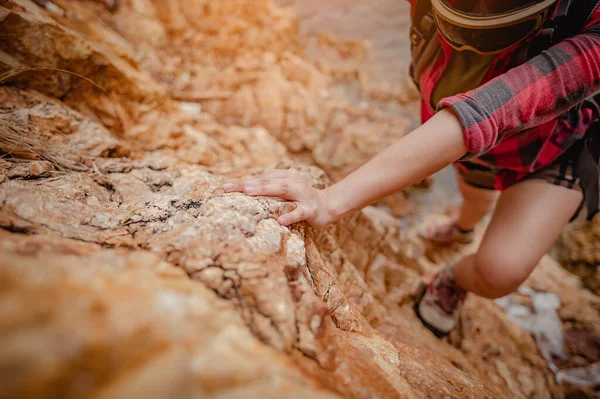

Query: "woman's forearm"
<box><xmin>325</xmin><ymin>108</ymin><xmax>467</xmax><ymax>221</ymax></box>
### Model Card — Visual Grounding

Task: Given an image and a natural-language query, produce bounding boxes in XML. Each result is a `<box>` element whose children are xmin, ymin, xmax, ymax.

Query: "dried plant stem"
<box><xmin>0</xmin><ymin>114</ymin><xmax>88</xmax><ymax>172</ymax></box>
<box><xmin>0</xmin><ymin>66</ymin><xmax>108</xmax><ymax>93</ymax></box>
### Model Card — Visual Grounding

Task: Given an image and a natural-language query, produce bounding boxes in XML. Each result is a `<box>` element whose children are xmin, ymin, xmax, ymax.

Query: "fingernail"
<box><xmin>245</xmin><ymin>185</ymin><xmax>258</xmax><ymax>195</ymax></box>
<box><xmin>277</xmin><ymin>217</ymin><xmax>287</xmax><ymax>225</ymax></box>
<box><xmin>223</xmin><ymin>183</ymin><xmax>234</xmax><ymax>191</ymax></box>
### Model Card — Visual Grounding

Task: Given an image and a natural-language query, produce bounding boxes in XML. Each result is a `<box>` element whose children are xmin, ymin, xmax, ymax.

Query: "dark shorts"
<box><xmin>455</xmin><ymin>152</ymin><xmax>582</xmax><ymax>194</ymax></box>
<box><xmin>455</xmin><ymin>150</ymin><xmax>585</xmax><ymax>221</ymax></box>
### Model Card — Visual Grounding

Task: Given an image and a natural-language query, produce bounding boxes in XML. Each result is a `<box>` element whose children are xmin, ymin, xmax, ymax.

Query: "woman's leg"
<box><xmin>416</xmin><ymin>179</ymin><xmax>582</xmax><ymax>336</ymax></box>
<box><xmin>453</xmin><ymin>169</ymin><xmax>499</xmax><ymax>230</ymax></box>
<box><xmin>420</xmin><ymin>169</ymin><xmax>498</xmax><ymax>244</ymax></box>
<box><xmin>454</xmin><ymin>180</ymin><xmax>583</xmax><ymax>298</ymax></box>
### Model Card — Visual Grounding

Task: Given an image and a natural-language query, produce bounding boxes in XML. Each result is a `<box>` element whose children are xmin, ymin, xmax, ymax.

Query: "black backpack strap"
<box><xmin>556</xmin><ymin>0</ymin><xmax>600</xmax><ymax>220</ymax></box>
<box><xmin>573</xmin><ymin>119</ymin><xmax>600</xmax><ymax>220</ymax></box>
<box><xmin>517</xmin><ymin>0</ymin><xmax>598</xmax><ymax>62</ymax></box>
<box><xmin>558</xmin><ymin>0</ymin><xmax>599</xmax><ymax>38</ymax></box>
<box><xmin>504</xmin><ymin>0</ymin><xmax>600</xmax><ymax>219</ymax></box>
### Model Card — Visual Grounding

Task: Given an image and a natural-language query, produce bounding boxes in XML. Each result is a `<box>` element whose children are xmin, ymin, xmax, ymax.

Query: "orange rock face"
<box><xmin>1</xmin><ymin>1</ymin><xmax>599</xmax><ymax>398</ymax></box>
<box><xmin>557</xmin><ymin>216</ymin><xmax>600</xmax><ymax>296</ymax></box>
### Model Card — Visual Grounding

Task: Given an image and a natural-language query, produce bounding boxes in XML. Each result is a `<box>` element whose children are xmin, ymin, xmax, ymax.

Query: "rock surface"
<box><xmin>1</xmin><ymin>1</ymin><xmax>599</xmax><ymax>398</ymax></box>
<box><xmin>557</xmin><ymin>216</ymin><xmax>600</xmax><ymax>297</ymax></box>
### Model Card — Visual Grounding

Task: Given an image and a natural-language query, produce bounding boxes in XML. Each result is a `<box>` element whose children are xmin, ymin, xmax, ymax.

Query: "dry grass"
<box><xmin>0</xmin><ymin>113</ymin><xmax>88</xmax><ymax>172</ymax></box>
<box><xmin>0</xmin><ymin>66</ymin><xmax>107</xmax><ymax>172</ymax></box>
<box><xmin>0</xmin><ymin>67</ymin><xmax>107</xmax><ymax>93</ymax></box>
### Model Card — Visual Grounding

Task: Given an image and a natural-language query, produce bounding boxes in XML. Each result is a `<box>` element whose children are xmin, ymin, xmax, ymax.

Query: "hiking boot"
<box><xmin>414</xmin><ymin>265</ymin><xmax>467</xmax><ymax>337</ymax></box>
<box><xmin>419</xmin><ymin>219</ymin><xmax>474</xmax><ymax>245</ymax></box>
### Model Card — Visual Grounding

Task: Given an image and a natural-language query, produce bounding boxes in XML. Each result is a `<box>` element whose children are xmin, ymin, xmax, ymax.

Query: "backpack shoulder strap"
<box><xmin>523</xmin><ymin>0</ymin><xmax>598</xmax><ymax>61</ymax></box>
<box><xmin>409</xmin><ymin>0</ymin><xmax>438</xmax><ymax>88</ymax></box>
<box><xmin>411</xmin><ymin>0</ymin><xmax>432</xmax><ymax>30</ymax></box>
<box><xmin>557</xmin><ymin>0</ymin><xmax>599</xmax><ymax>39</ymax></box>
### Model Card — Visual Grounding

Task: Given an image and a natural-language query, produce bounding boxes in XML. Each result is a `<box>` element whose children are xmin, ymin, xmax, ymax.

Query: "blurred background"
<box><xmin>0</xmin><ymin>0</ymin><xmax>598</xmax><ymax>398</ymax></box>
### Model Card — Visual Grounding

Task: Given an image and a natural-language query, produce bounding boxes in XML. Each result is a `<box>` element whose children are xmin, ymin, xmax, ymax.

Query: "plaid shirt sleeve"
<box><xmin>438</xmin><ymin>18</ymin><xmax>600</xmax><ymax>158</ymax></box>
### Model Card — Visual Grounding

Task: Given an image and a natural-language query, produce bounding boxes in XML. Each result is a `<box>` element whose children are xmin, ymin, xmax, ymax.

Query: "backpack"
<box><xmin>410</xmin><ymin>0</ymin><xmax>599</xmax><ymax>86</ymax></box>
<box><xmin>409</xmin><ymin>0</ymin><xmax>600</xmax><ymax>219</ymax></box>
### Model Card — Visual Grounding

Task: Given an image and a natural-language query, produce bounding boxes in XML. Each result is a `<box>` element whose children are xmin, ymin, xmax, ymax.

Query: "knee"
<box><xmin>472</xmin><ymin>250</ymin><xmax>537</xmax><ymax>299</ymax></box>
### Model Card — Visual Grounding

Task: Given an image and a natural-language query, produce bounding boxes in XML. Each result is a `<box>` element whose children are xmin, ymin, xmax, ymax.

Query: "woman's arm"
<box><xmin>223</xmin><ymin>108</ymin><xmax>466</xmax><ymax>227</ymax></box>
<box><xmin>440</xmin><ymin>22</ymin><xmax>600</xmax><ymax>157</ymax></box>
<box><xmin>324</xmin><ymin>108</ymin><xmax>465</xmax><ymax>220</ymax></box>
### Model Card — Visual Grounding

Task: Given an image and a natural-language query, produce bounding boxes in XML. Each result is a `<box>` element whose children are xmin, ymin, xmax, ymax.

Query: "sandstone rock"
<box><xmin>0</xmin><ymin>0</ymin><xmax>165</xmax><ymax>136</ymax></box>
<box><xmin>0</xmin><ymin>87</ymin><xmax>498</xmax><ymax>396</ymax></box>
<box><xmin>2</xmin><ymin>1</ymin><xmax>599</xmax><ymax>398</ymax></box>
<box><xmin>556</xmin><ymin>216</ymin><xmax>600</xmax><ymax>296</ymax></box>
<box><xmin>0</xmin><ymin>231</ymin><xmax>340</xmax><ymax>399</ymax></box>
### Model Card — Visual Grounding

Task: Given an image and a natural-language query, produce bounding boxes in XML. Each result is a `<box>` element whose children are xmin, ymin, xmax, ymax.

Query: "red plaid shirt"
<box><xmin>412</xmin><ymin>0</ymin><xmax>600</xmax><ymax>189</ymax></box>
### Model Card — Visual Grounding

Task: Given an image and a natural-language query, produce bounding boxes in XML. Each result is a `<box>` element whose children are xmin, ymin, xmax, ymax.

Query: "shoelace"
<box><xmin>436</xmin><ymin>278</ymin><xmax>466</xmax><ymax>314</ymax></box>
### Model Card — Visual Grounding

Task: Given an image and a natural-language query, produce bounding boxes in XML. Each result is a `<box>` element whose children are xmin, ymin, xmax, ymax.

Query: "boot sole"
<box><xmin>413</xmin><ymin>283</ymin><xmax>450</xmax><ymax>339</ymax></box>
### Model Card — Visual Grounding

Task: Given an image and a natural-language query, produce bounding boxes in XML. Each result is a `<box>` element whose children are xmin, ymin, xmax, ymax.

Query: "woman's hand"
<box><xmin>222</xmin><ymin>109</ymin><xmax>466</xmax><ymax>229</ymax></box>
<box><xmin>222</xmin><ymin>168</ymin><xmax>335</xmax><ymax>227</ymax></box>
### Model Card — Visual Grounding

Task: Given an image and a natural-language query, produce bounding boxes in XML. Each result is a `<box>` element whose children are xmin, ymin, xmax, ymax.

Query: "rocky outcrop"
<box><xmin>1</xmin><ymin>1</ymin><xmax>599</xmax><ymax>398</ymax></box>
<box><xmin>0</xmin><ymin>231</ymin><xmax>340</xmax><ymax>399</ymax></box>
<box><xmin>0</xmin><ymin>84</ymin><xmax>496</xmax><ymax>398</ymax></box>
<box><xmin>556</xmin><ymin>216</ymin><xmax>600</xmax><ymax>296</ymax></box>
